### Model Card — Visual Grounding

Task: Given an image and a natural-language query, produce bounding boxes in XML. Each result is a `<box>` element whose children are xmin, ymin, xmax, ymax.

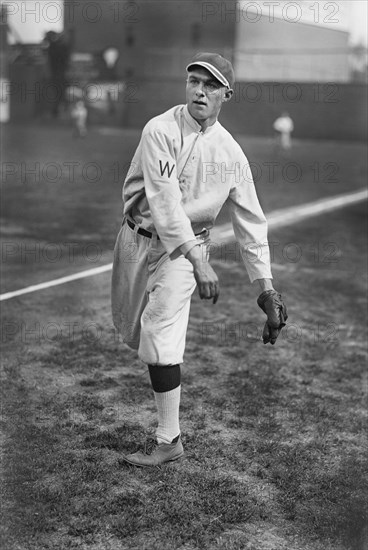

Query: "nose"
<box><xmin>195</xmin><ymin>83</ymin><xmax>205</xmax><ymax>96</ymax></box>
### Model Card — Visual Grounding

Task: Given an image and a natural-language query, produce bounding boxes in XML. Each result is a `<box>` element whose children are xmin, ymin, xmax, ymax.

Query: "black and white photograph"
<box><xmin>1</xmin><ymin>1</ymin><xmax>367</xmax><ymax>549</ymax></box>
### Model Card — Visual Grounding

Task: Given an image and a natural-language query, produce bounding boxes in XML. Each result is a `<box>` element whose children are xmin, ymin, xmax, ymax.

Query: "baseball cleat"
<box><xmin>122</xmin><ymin>437</ymin><xmax>184</xmax><ymax>467</ymax></box>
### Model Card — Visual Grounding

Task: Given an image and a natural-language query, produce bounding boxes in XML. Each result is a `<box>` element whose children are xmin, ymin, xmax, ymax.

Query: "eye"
<box><xmin>206</xmin><ymin>82</ymin><xmax>218</xmax><ymax>92</ymax></box>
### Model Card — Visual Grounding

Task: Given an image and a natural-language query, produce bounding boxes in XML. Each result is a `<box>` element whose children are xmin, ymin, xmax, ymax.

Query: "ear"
<box><xmin>222</xmin><ymin>88</ymin><xmax>234</xmax><ymax>102</ymax></box>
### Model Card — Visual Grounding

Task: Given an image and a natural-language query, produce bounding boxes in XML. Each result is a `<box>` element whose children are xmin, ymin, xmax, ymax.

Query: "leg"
<box><xmin>141</xmin><ymin>245</ymin><xmax>196</xmax><ymax>440</ymax></box>
<box><xmin>148</xmin><ymin>363</ymin><xmax>181</xmax><ymax>444</ymax></box>
<box><xmin>123</xmin><ymin>239</ymin><xmax>202</xmax><ymax>466</ymax></box>
<box><xmin>122</xmin><ymin>362</ymin><xmax>184</xmax><ymax>466</ymax></box>
<box><xmin>138</xmin><ymin>245</ymin><xmax>197</xmax><ymax>365</ymax></box>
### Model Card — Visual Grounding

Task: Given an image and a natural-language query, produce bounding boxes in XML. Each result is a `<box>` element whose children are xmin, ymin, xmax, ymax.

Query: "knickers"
<box><xmin>111</xmin><ymin>220</ymin><xmax>209</xmax><ymax>364</ymax></box>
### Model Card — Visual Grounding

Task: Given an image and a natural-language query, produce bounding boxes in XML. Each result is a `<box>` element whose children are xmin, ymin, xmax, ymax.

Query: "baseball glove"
<box><xmin>257</xmin><ymin>289</ymin><xmax>288</xmax><ymax>345</ymax></box>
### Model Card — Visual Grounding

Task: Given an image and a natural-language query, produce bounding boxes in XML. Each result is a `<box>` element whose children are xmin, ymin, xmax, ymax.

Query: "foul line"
<box><xmin>211</xmin><ymin>188</ymin><xmax>368</xmax><ymax>242</ymax></box>
<box><xmin>0</xmin><ymin>264</ymin><xmax>113</xmax><ymax>302</ymax></box>
<box><xmin>1</xmin><ymin>188</ymin><xmax>367</xmax><ymax>302</ymax></box>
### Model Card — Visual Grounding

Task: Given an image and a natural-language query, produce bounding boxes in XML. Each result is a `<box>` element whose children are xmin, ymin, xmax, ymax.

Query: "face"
<box><xmin>186</xmin><ymin>67</ymin><xmax>233</xmax><ymax>127</ymax></box>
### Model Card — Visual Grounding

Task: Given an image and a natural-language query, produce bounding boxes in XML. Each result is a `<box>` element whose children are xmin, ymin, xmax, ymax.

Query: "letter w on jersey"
<box><xmin>159</xmin><ymin>160</ymin><xmax>175</xmax><ymax>178</ymax></box>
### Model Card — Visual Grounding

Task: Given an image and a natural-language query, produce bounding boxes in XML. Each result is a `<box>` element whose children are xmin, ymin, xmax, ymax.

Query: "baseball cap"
<box><xmin>186</xmin><ymin>52</ymin><xmax>235</xmax><ymax>89</ymax></box>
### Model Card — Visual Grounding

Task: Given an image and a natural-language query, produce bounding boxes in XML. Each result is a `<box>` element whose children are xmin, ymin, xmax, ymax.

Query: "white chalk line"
<box><xmin>0</xmin><ymin>264</ymin><xmax>113</xmax><ymax>302</ymax></box>
<box><xmin>211</xmin><ymin>188</ymin><xmax>368</xmax><ymax>242</ymax></box>
<box><xmin>1</xmin><ymin>188</ymin><xmax>367</xmax><ymax>302</ymax></box>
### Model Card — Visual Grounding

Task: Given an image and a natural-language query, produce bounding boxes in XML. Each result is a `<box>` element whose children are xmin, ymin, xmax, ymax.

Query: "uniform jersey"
<box><xmin>122</xmin><ymin>104</ymin><xmax>272</xmax><ymax>283</ymax></box>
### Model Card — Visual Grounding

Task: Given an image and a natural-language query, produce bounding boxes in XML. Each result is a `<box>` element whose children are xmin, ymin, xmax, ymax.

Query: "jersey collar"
<box><xmin>183</xmin><ymin>104</ymin><xmax>219</xmax><ymax>134</ymax></box>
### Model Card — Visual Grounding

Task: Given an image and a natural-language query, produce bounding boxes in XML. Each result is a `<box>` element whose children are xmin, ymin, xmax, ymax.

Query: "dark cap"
<box><xmin>186</xmin><ymin>52</ymin><xmax>235</xmax><ymax>89</ymax></box>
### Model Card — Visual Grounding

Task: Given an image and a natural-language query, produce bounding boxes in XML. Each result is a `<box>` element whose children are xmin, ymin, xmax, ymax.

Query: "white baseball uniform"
<box><xmin>273</xmin><ymin>115</ymin><xmax>294</xmax><ymax>150</ymax></box>
<box><xmin>112</xmin><ymin>104</ymin><xmax>272</xmax><ymax>365</ymax></box>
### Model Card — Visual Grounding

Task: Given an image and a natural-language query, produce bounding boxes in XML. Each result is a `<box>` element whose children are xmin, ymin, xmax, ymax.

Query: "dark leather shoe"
<box><xmin>123</xmin><ymin>437</ymin><xmax>184</xmax><ymax>467</ymax></box>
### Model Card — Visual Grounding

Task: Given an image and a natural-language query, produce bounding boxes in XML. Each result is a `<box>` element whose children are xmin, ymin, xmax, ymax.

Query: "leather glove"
<box><xmin>257</xmin><ymin>289</ymin><xmax>288</xmax><ymax>345</ymax></box>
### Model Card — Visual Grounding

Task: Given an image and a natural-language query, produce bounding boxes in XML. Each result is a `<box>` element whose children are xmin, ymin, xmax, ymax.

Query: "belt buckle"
<box><xmin>196</xmin><ymin>228</ymin><xmax>209</xmax><ymax>241</ymax></box>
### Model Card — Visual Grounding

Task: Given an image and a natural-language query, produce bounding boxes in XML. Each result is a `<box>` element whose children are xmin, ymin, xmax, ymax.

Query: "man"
<box><xmin>111</xmin><ymin>52</ymin><xmax>287</xmax><ymax>467</ymax></box>
<box><xmin>273</xmin><ymin>111</ymin><xmax>294</xmax><ymax>151</ymax></box>
<box><xmin>43</xmin><ymin>31</ymin><xmax>70</xmax><ymax>118</ymax></box>
<box><xmin>70</xmin><ymin>99</ymin><xmax>88</xmax><ymax>138</ymax></box>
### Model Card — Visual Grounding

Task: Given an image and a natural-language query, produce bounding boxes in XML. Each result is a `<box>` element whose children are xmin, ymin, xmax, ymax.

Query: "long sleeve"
<box><xmin>226</xmin><ymin>154</ymin><xmax>273</xmax><ymax>283</ymax></box>
<box><xmin>140</xmin><ymin>127</ymin><xmax>197</xmax><ymax>255</ymax></box>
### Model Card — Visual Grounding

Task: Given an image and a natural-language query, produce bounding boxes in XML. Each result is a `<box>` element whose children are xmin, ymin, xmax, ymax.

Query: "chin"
<box><xmin>190</xmin><ymin>104</ymin><xmax>207</xmax><ymax>118</ymax></box>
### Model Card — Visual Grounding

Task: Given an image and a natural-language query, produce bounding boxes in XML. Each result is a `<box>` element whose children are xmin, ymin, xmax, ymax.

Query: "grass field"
<box><xmin>1</xmin><ymin>123</ymin><xmax>367</xmax><ymax>550</ymax></box>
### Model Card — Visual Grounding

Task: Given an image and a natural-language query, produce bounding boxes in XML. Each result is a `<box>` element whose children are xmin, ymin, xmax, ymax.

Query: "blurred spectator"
<box><xmin>101</xmin><ymin>47</ymin><xmax>119</xmax><ymax>81</ymax></box>
<box><xmin>273</xmin><ymin>112</ymin><xmax>294</xmax><ymax>150</ymax></box>
<box><xmin>350</xmin><ymin>43</ymin><xmax>368</xmax><ymax>83</ymax></box>
<box><xmin>43</xmin><ymin>31</ymin><xmax>71</xmax><ymax>117</ymax></box>
<box><xmin>71</xmin><ymin>99</ymin><xmax>88</xmax><ymax>137</ymax></box>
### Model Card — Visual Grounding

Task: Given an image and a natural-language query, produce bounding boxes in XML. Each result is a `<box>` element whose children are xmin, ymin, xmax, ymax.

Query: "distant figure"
<box><xmin>273</xmin><ymin>112</ymin><xmax>294</xmax><ymax>150</ymax></box>
<box><xmin>43</xmin><ymin>31</ymin><xmax>71</xmax><ymax>118</ymax></box>
<box><xmin>71</xmin><ymin>100</ymin><xmax>88</xmax><ymax>137</ymax></box>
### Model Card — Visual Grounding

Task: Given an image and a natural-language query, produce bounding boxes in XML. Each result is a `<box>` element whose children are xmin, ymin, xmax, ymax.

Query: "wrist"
<box><xmin>185</xmin><ymin>244</ymin><xmax>206</xmax><ymax>268</ymax></box>
<box><xmin>256</xmin><ymin>278</ymin><xmax>274</xmax><ymax>292</ymax></box>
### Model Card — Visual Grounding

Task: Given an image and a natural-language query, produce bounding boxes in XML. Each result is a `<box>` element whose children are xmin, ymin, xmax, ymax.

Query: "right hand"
<box><xmin>186</xmin><ymin>246</ymin><xmax>219</xmax><ymax>304</ymax></box>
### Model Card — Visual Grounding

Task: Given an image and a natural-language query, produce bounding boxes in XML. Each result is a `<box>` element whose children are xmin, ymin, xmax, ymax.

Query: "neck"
<box><xmin>193</xmin><ymin>115</ymin><xmax>217</xmax><ymax>132</ymax></box>
<box><xmin>201</xmin><ymin>119</ymin><xmax>216</xmax><ymax>131</ymax></box>
<box><xmin>185</xmin><ymin>104</ymin><xmax>220</xmax><ymax>132</ymax></box>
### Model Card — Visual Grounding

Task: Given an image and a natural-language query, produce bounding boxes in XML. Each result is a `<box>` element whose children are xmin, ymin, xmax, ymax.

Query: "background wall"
<box><xmin>119</xmin><ymin>79</ymin><xmax>367</xmax><ymax>142</ymax></box>
<box><xmin>234</xmin><ymin>15</ymin><xmax>350</xmax><ymax>82</ymax></box>
<box><xmin>64</xmin><ymin>0</ymin><xmax>235</xmax><ymax>80</ymax></box>
<box><xmin>3</xmin><ymin>0</ymin><xmax>367</xmax><ymax>141</ymax></box>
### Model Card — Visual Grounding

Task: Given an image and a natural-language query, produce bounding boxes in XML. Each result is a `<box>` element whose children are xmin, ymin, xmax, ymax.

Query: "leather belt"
<box><xmin>126</xmin><ymin>218</ymin><xmax>208</xmax><ymax>240</ymax></box>
<box><xmin>127</xmin><ymin>218</ymin><xmax>159</xmax><ymax>239</ymax></box>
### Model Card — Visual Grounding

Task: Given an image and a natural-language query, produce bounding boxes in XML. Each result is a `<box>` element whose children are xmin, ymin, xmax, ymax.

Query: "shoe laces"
<box><xmin>143</xmin><ymin>436</ymin><xmax>157</xmax><ymax>455</ymax></box>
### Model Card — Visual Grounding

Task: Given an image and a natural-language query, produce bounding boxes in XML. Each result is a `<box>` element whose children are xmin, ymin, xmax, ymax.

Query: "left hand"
<box><xmin>257</xmin><ymin>289</ymin><xmax>288</xmax><ymax>345</ymax></box>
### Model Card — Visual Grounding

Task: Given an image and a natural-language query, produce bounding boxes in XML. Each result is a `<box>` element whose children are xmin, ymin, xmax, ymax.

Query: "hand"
<box><xmin>257</xmin><ymin>289</ymin><xmax>288</xmax><ymax>345</ymax></box>
<box><xmin>186</xmin><ymin>245</ymin><xmax>219</xmax><ymax>304</ymax></box>
<box><xmin>193</xmin><ymin>261</ymin><xmax>219</xmax><ymax>304</ymax></box>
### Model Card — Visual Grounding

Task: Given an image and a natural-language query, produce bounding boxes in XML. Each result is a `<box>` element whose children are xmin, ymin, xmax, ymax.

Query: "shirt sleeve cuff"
<box><xmin>180</xmin><ymin>239</ymin><xmax>199</xmax><ymax>257</ymax></box>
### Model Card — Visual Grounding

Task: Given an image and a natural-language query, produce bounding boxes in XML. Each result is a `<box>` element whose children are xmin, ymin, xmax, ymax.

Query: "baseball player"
<box><xmin>111</xmin><ymin>52</ymin><xmax>287</xmax><ymax>467</ymax></box>
<box><xmin>273</xmin><ymin>111</ymin><xmax>294</xmax><ymax>150</ymax></box>
<box><xmin>70</xmin><ymin>99</ymin><xmax>88</xmax><ymax>138</ymax></box>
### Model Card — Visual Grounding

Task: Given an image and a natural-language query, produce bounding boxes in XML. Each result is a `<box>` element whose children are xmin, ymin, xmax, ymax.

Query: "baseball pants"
<box><xmin>111</xmin><ymin>220</ymin><xmax>210</xmax><ymax>365</ymax></box>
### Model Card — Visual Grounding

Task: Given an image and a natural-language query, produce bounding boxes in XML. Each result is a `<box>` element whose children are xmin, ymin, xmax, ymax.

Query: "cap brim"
<box><xmin>186</xmin><ymin>61</ymin><xmax>230</xmax><ymax>88</ymax></box>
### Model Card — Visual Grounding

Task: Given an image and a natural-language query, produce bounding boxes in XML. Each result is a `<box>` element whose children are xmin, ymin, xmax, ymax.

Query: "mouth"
<box><xmin>193</xmin><ymin>100</ymin><xmax>207</xmax><ymax>106</ymax></box>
